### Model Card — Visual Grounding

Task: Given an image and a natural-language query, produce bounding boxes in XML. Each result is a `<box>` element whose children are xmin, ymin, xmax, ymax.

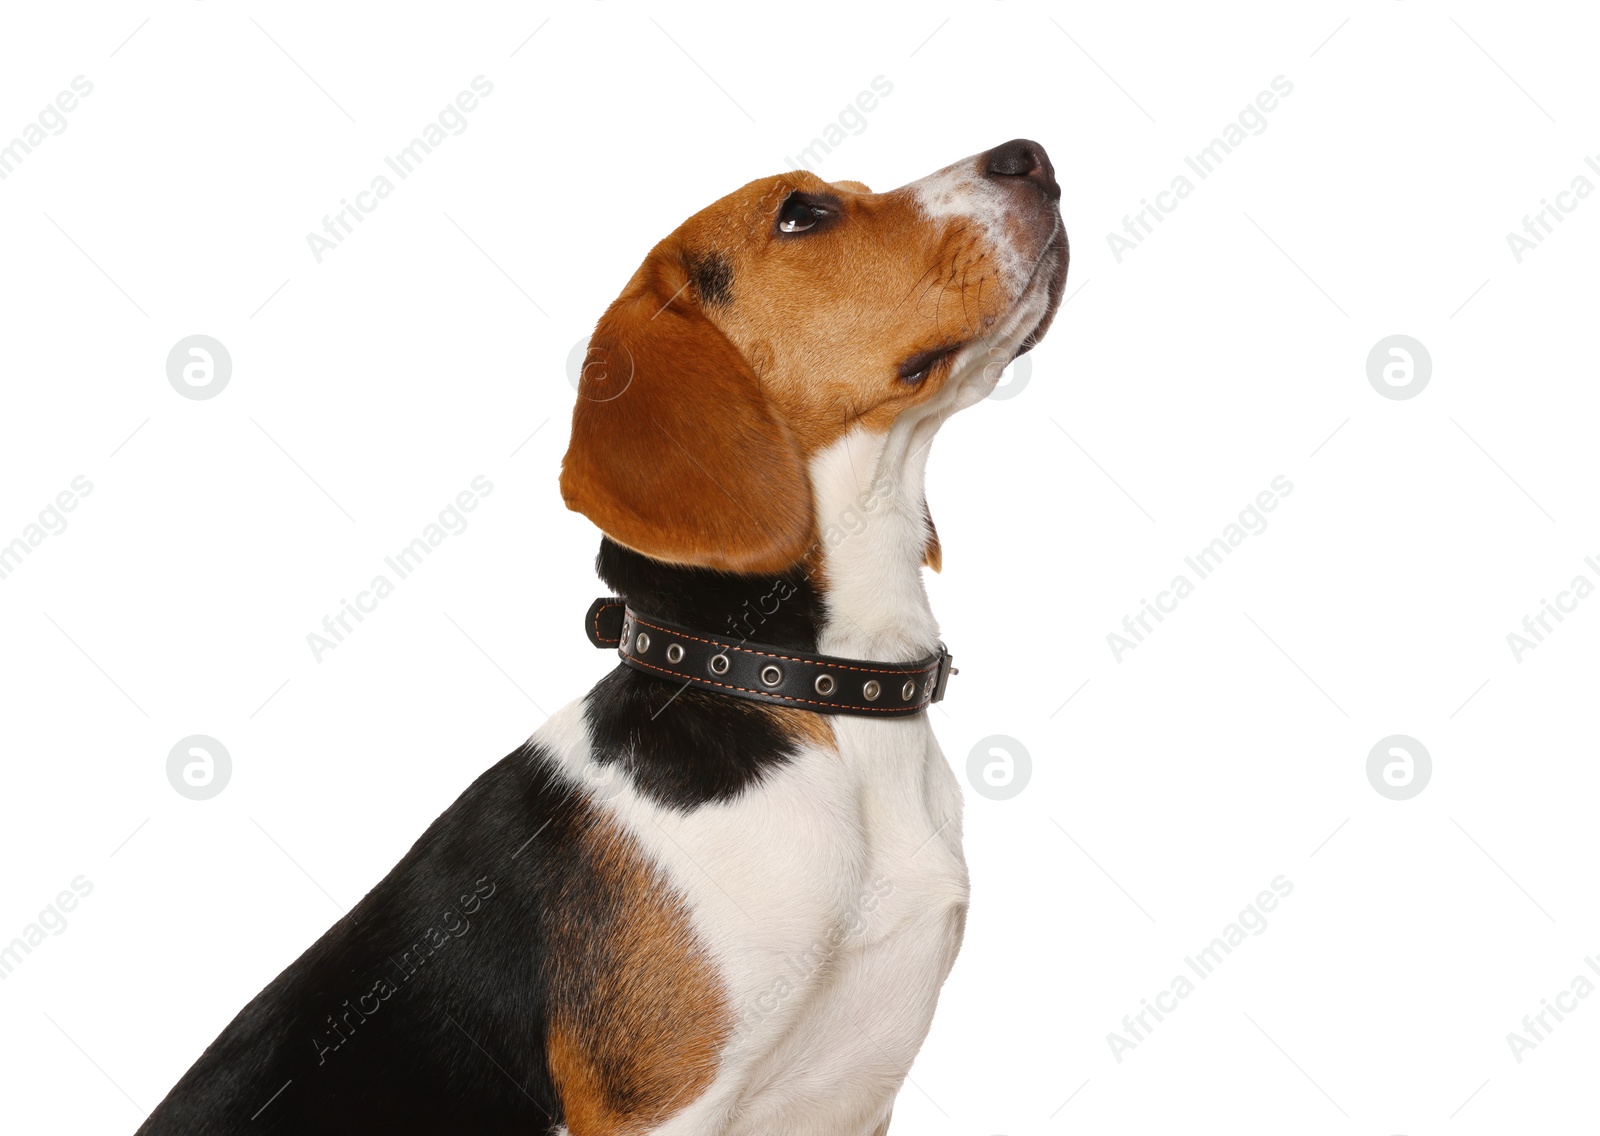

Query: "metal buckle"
<box><xmin>931</xmin><ymin>645</ymin><xmax>957</xmax><ymax>703</ymax></box>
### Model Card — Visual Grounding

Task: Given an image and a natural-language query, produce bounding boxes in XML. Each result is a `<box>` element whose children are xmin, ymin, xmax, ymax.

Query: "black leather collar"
<box><xmin>584</xmin><ymin>597</ymin><xmax>955</xmax><ymax>717</ymax></box>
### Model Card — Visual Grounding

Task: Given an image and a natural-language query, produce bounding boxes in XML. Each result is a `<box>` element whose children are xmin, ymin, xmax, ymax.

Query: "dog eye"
<box><xmin>777</xmin><ymin>194</ymin><xmax>822</xmax><ymax>233</ymax></box>
<box><xmin>898</xmin><ymin>345</ymin><xmax>960</xmax><ymax>386</ymax></box>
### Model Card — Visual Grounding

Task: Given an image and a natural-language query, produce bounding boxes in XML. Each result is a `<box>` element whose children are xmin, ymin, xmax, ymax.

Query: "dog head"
<box><xmin>561</xmin><ymin>138</ymin><xmax>1067</xmax><ymax>574</ymax></box>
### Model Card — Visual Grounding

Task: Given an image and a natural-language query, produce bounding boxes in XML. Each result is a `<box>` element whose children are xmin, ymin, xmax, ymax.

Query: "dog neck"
<box><xmin>594</xmin><ymin>539</ymin><xmax>827</xmax><ymax>653</ymax></box>
<box><xmin>806</xmin><ymin>426</ymin><xmax>940</xmax><ymax>663</ymax></box>
<box><xmin>593</xmin><ymin>427</ymin><xmax>940</xmax><ymax>665</ymax></box>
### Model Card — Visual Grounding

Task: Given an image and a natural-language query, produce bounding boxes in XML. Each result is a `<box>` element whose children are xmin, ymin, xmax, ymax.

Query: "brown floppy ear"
<box><xmin>560</xmin><ymin>252</ymin><xmax>814</xmax><ymax>574</ymax></box>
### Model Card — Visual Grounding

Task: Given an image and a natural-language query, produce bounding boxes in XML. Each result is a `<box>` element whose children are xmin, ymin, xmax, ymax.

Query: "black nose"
<box><xmin>983</xmin><ymin>138</ymin><xmax>1059</xmax><ymax>200</ymax></box>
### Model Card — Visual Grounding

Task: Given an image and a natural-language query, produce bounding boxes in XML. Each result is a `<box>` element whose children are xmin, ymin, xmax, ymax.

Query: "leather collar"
<box><xmin>584</xmin><ymin>597</ymin><xmax>955</xmax><ymax>717</ymax></box>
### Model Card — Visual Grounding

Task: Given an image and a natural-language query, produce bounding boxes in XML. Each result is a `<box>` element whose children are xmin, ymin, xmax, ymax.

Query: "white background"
<box><xmin>2</xmin><ymin>2</ymin><xmax>1597</xmax><ymax>1132</ymax></box>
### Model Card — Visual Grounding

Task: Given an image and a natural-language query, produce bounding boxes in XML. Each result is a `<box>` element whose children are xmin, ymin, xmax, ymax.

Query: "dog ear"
<box><xmin>560</xmin><ymin>254</ymin><xmax>814</xmax><ymax>574</ymax></box>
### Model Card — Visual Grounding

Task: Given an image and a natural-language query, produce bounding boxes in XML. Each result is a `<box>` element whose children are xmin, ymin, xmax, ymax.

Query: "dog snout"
<box><xmin>982</xmin><ymin>138</ymin><xmax>1059</xmax><ymax>203</ymax></box>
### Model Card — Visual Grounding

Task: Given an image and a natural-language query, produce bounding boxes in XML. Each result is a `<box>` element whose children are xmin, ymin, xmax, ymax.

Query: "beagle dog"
<box><xmin>137</xmin><ymin>138</ymin><xmax>1065</xmax><ymax>1136</ymax></box>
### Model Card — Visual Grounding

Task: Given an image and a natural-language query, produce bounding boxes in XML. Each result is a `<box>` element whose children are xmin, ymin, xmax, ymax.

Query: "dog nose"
<box><xmin>983</xmin><ymin>138</ymin><xmax>1059</xmax><ymax>201</ymax></box>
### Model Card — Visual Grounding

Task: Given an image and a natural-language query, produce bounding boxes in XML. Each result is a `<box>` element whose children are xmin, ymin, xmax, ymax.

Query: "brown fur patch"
<box><xmin>546</xmin><ymin>806</ymin><xmax>730</xmax><ymax>1133</ymax></box>
<box><xmin>560</xmin><ymin>246</ymin><xmax>814</xmax><ymax>574</ymax></box>
<box><xmin>773</xmin><ymin>705</ymin><xmax>837</xmax><ymax>752</ymax></box>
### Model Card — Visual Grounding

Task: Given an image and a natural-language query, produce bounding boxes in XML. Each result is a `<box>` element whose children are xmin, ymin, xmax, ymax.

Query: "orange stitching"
<box><xmin>624</xmin><ymin>611</ymin><xmax>940</xmax><ymax>675</ymax></box>
<box><xmin>592</xmin><ymin>601</ymin><xmax>623</xmax><ymax>645</ymax></box>
<box><xmin>620</xmin><ymin>654</ymin><xmax>929</xmax><ymax>713</ymax></box>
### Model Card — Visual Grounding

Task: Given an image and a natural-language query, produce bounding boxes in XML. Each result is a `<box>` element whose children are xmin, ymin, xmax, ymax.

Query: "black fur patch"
<box><xmin>584</xmin><ymin>668</ymin><xmax>804</xmax><ymax>810</ymax></box>
<box><xmin>138</xmin><ymin>744</ymin><xmax>602</xmax><ymax>1134</ymax></box>
<box><xmin>685</xmin><ymin>250</ymin><xmax>733</xmax><ymax>307</ymax></box>
<box><xmin>596</xmin><ymin>538</ymin><xmax>822</xmax><ymax>649</ymax></box>
<box><xmin>584</xmin><ymin>539</ymin><xmax>827</xmax><ymax>810</ymax></box>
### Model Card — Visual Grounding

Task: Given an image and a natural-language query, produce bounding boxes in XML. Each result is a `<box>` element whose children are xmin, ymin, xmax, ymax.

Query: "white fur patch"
<box><xmin>903</xmin><ymin>153</ymin><xmax>1061</xmax><ymax>423</ymax></box>
<box><xmin>909</xmin><ymin>156</ymin><xmax>1033</xmax><ymax>291</ymax></box>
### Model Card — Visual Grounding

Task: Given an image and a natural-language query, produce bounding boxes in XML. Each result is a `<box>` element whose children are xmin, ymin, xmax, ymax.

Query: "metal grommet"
<box><xmin>635</xmin><ymin>632</ymin><xmax>650</xmax><ymax>653</ymax></box>
<box><xmin>760</xmin><ymin>664</ymin><xmax>783</xmax><ymax>687</ymax></box>
<box><xmin>901</xmin><ymin>680</ymin><xmax>916</xmax><ymax>701</ymax></box>
<box><xmin>924</xmin><ymin>680</ymin><xmax>934</xmax><ymax>699</ymax></box>
<box><xmin>666</xmin><ymin>643</ymin><xmax>684</xmax><ymax>664</ymax></box>
<box><xmin>815</xmin><ymin>674</ymin><xmax>836</xmax><ymax>695</ymax></box>
<box><xmin>863</xmin><ymin>680</ymin><xmax>881</xmax><ymax>702</ymax></box>
<box><xmin>708</xmin><ymin>653</ymin><xmax>730</xmax><ymax>676</ymax></box>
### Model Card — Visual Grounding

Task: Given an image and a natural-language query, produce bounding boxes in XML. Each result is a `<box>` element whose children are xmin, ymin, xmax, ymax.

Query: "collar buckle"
<box><xmin>932</xmin><ymin>645</ymin><xmax>958</xmax><ymax>704</ymax></box>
